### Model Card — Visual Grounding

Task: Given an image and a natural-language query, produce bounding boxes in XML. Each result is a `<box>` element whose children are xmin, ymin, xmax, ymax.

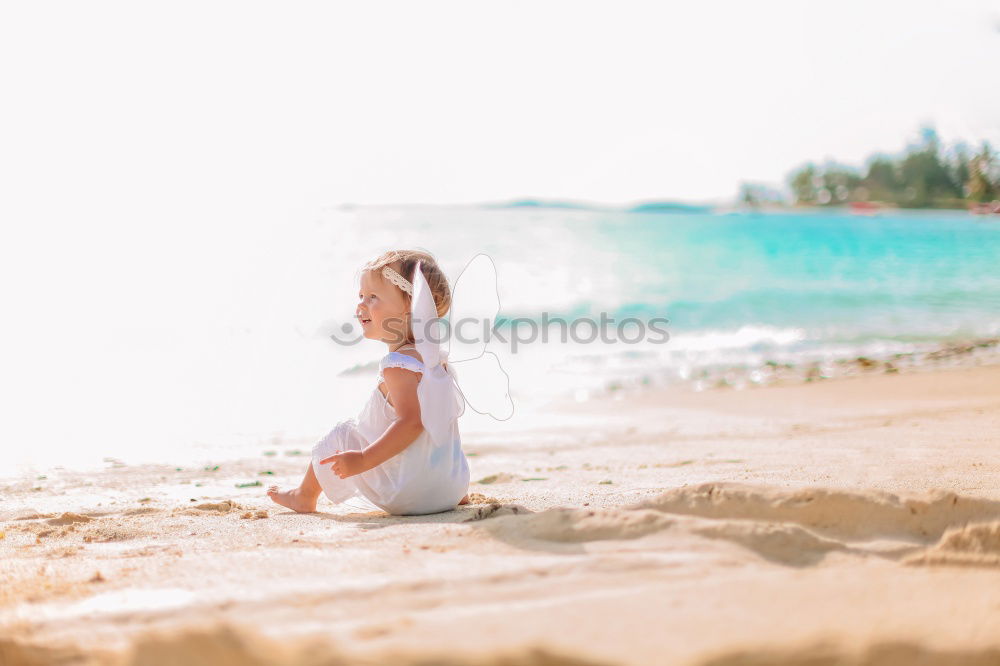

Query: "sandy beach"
<box><xmin>5</xmin><ymin>1</ymin><xmax>999</xmax><ymax>663</ymax></box>
<box><xmin>3</xmin><ymin>363</ymin><xmax>1000</xmax><ymax>666</ymax></box>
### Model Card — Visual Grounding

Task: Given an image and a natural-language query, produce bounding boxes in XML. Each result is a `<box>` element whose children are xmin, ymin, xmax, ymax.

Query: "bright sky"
<box><xmin>1</xmin><ymin>0</ymin><xmax>998</xmax><ymax>209</ymax></box>
<box><xmin>1</xmin><ymin>0</ymin><xmax>998</xmax><ymax>466</ymax></box>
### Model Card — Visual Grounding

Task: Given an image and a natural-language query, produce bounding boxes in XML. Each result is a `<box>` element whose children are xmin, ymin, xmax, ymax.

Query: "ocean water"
<box><xmin>5</xmin><ymin>206</ymin><xmax>999</xmax><ymax>475</ymax></box>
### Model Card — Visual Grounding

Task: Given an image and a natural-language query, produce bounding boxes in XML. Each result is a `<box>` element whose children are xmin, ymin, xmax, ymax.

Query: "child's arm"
<box><xmin>320</xmin><ymin>366</ymin><xmax>423</xmax><ymax>478</ymax></box>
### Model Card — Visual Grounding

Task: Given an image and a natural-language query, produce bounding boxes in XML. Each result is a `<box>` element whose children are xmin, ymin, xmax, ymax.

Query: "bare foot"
<box><xmin>267</xmin><ymin>485</ymin><xmax>318</xmax><ymax>513</ymax></box>
<box><xmin>458</xmin><ymin>494</ymin><xmax>470</xmax><ymax>505</ymax></box>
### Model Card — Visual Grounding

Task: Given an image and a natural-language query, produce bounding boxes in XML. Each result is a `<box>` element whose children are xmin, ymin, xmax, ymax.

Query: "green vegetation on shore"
<box><xmin>787</xmin><ymin>127</ymin><xmax>997</xmax><ymax>209</ymax></box>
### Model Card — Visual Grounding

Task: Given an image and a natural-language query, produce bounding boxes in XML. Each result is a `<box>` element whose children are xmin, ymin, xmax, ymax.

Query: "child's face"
<box><xmin>357</xmin><ymin>269</ymin><xmax>410</xmax><ymax>344</ymax></box>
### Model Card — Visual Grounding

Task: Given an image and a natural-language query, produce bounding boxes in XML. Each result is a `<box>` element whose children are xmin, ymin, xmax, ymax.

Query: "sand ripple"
<box><xmin>905</xmin><ymin>520</ymin><xmax>1000</xmax><ymax>568</ymax></box>
<box><xmin>697</xmin><ymin>641</ymin><xmax>1000</xmax><ymax>666</ymax></box>
<box><xmin>0</xmin><ymin>623</ymin><xmax>609</xmax><ymax>666</ymax></box>
<box><xmin>636</xmin><ymin>482</ymin><xmax>1000</xmax><ymax>541</ymax></box>
<box><xmin>472</xmin><ymin>483</ymin><xmax>1000</xmax><ymax>567</ymax></box>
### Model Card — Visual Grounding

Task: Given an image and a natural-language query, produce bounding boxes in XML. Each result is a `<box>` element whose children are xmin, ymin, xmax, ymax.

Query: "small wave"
<box><xmin>667</xmin><ymin>325</ymin><xmax>806</xmax><ymax>351</ymax></box>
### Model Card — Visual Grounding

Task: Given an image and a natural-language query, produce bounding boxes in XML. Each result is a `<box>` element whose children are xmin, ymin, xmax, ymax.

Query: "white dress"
<box><xmin>310</xmin><ymin>351</ymin><xmax>470</xmax><ymax>515</ymax></box>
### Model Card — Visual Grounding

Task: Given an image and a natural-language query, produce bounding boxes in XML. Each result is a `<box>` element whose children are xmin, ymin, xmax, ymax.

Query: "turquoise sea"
<box><xmin>331</xmin><ymin>206</ymin><xmax>1000</xmax><ymax>382</ymax></box>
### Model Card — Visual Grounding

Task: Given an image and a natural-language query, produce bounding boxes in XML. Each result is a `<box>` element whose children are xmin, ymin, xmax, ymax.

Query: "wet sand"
<box><xmin>2</xmin><ymin>364</ymin><xmax>1000</xmax><ymax>665</ymax></box>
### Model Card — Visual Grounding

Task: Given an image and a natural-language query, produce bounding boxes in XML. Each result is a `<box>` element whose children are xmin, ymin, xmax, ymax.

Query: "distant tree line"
<box><xmin>785</xmin><ymin>127</ymin><xmax>998</xmax><ymax>209</ymax></box>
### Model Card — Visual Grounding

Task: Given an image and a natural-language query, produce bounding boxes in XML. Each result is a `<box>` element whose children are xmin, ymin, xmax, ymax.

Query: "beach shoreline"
<box><xmin>3</xmin><ymin>361</ymin><xmax>1000</xmax><ymax>665</ymax></box>
<box><xmin>592</xmin><ymin>335</ymin><xmax>1000</xmax><ymax>398</ymax></box>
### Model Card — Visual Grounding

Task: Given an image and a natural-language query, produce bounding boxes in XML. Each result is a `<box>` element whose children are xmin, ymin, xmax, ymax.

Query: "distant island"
<box><xmin>740</xmin><ymin>126</ymin><xmax>998</xmax><ymax>211</ymax></box>
<box><xmin>346</xmin><ymin>129</ymin><xmax>999</xmax><ymax>214</ymax></box>
<box><xmin>628</xmin><ymin>201</ymin><xmax>714</xmax><ymax>214</ymax></box>
<box><xmin>484</xmin><ymin>199</ymin><xmax>602</xmax><ymax>211</ymax></box>
<box><xmin>484</xmin><ymin>199</ymin><xmax>714</xmax><ymax>214</ymax></box>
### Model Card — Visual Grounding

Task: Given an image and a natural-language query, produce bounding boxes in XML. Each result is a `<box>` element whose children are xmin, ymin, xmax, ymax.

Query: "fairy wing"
<box><xmin>411</xmin><ymin>261</ymin><xmax>463</xmax><ymax>448</ymax></box>
<box><xmin>411</xmin><ymin>260</ymin><xmax>442</xmax><ymax>368</ymax></box>
<box><xmin>447</xmin><ymin>254</ymin><xmax>514</xmax><ymax>421</ymax></box>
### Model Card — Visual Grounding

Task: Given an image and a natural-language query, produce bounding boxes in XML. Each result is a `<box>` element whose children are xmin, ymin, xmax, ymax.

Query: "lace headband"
<box><xmin>381</xmin><ymin>266</ymin><xmax>414</xmax><ymax>295</ymax></box>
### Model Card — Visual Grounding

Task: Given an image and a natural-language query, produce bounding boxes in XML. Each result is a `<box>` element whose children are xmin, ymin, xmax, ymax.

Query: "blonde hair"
<box><xmin>360</xmin><ymin>249</ymin><xmax>452</xmax><ymax>319</ymax></box>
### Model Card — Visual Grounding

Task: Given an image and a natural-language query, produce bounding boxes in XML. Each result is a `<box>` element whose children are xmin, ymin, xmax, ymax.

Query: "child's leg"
<box><xmin>267</xmin><ymin>461</ymin><xmax>322</xmax><ymax>513</ymax></box>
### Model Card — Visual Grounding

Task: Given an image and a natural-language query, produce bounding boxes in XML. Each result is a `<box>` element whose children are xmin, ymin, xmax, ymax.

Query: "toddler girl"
<box><xmin>267</xmin><ymin>250</ymin><xmax>470</xmax><ymax>515</ymax></box>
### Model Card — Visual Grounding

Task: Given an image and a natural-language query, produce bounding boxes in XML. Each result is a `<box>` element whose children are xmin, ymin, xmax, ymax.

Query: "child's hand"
<box><xmin>319</xmin><ymin>450</ymin><xmax>367</xmax><ymax>479</ymax></box>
